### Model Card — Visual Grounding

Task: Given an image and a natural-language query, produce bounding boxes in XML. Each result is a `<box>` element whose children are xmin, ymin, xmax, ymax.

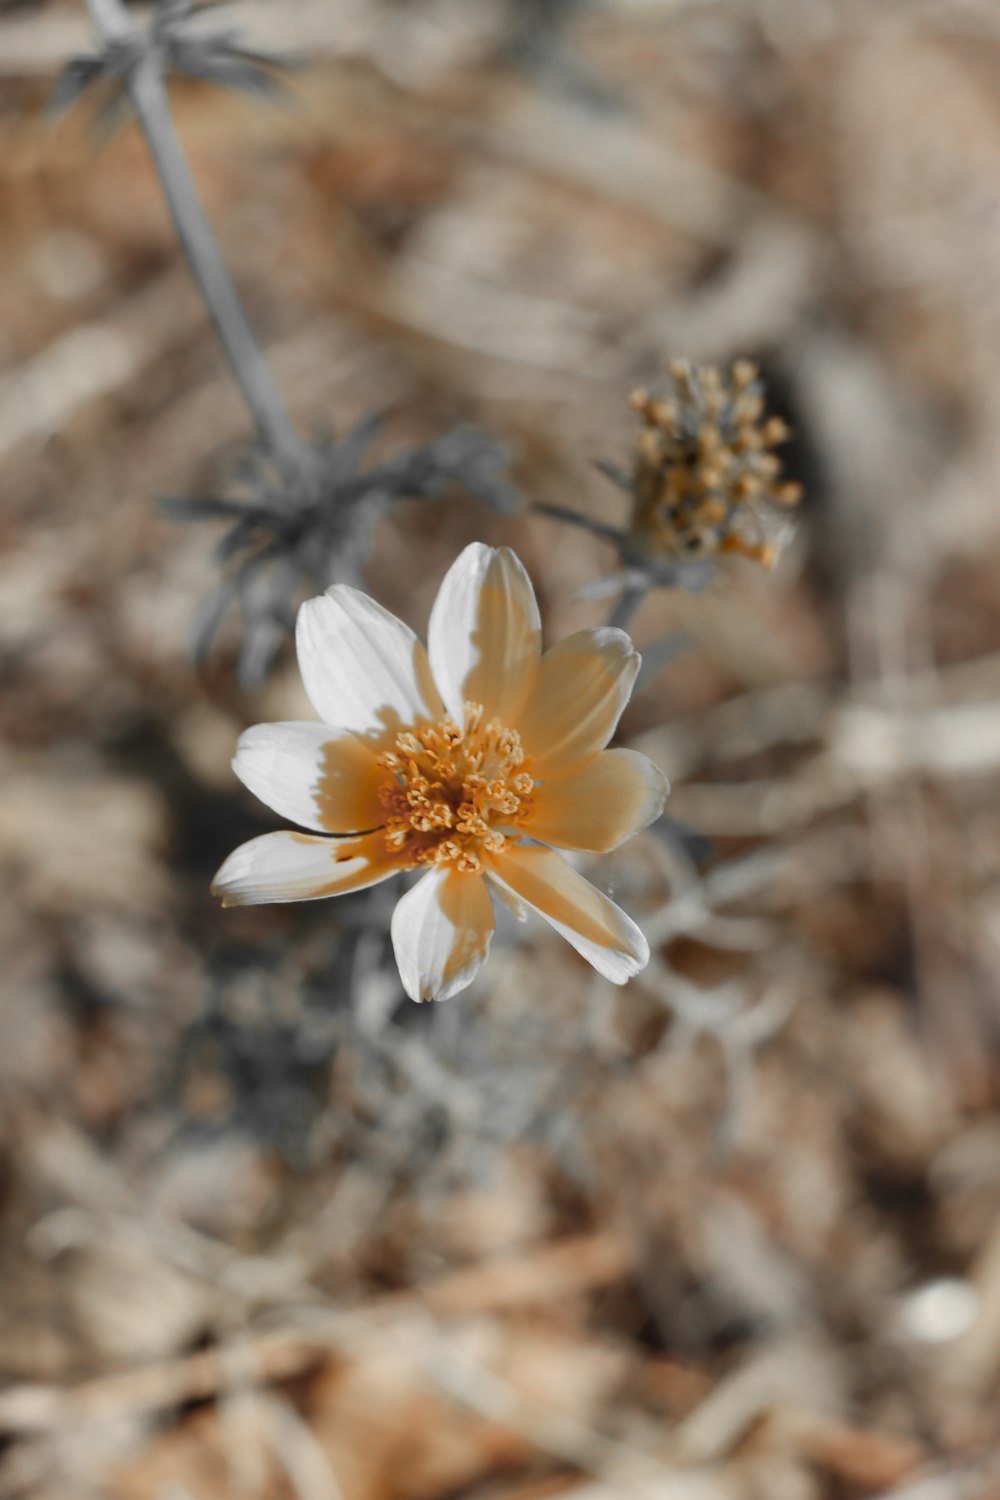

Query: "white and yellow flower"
<box><xmin>213</xmin><ymin>543</ymin><xmax>667</xmax><ymax>1001</ymax></box>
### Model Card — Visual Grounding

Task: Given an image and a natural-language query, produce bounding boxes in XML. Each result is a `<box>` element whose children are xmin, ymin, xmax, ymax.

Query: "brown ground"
<box><xmin>3</xmin><ymin>2</ymin><xmax>1000</xmax><ymax>1497</ymax></box>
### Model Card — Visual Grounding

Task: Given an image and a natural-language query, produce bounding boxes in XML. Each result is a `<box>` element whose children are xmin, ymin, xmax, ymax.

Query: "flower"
<box><xmin>212</xmin><ymin>543</ymin><xmax>668</xmax><ymax>1001</ymax></box>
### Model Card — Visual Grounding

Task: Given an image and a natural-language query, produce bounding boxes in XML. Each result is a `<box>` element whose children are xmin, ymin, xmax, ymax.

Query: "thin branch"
<box><xmin>83</xmin><ymin>0</ymin><xmax>305</xmax><ymax>469</ymax></box>
<box><xmin>608</xmin><ymin>578</ymin><xmax>649</xmax><ymax>631</ymax></box>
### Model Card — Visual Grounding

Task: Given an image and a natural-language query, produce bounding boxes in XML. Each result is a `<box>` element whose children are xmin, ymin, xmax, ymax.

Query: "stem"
<box><xmin>84</xmin><ymin>0</ymin><xmax>304</xmax><ymax>468</ymax></box>
<box><xmin>608</xmin><ymin>579</ymin><xmax>648</xmax><ymax>632</ymax></box>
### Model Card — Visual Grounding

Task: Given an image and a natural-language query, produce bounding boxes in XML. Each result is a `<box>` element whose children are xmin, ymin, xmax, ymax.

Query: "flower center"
<box><xmin>377</xmin><ymin>703</ymin><xmax>534</xmax><ymax>873</ymax></box>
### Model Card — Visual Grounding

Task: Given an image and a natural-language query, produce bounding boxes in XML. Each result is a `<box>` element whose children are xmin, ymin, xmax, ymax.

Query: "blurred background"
<box><xmin>3</xmin><ymin>1</ymin><xmax>1000</xmax><ymax>1496</ymax></box>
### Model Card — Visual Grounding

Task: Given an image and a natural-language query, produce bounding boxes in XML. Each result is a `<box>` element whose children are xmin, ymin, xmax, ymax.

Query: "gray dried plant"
<box><xmin>58</xmin><ymin>0</ymin><xmax>520</xmax><ymax>684</ymax></box>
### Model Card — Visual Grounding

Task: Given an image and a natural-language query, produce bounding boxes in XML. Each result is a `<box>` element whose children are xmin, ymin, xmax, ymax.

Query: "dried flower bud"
<box><xmin>535</xmin><ymin>355</ymin><xmax>803</xmax><ymax>616</ymax></box>
<box><xmin>52</xmin><ymin>0</ymin><xmax>294</xmax><ymax>129</ymax></box>
<box><xmin>163</xmin><ymin>419</ymin><xmax>520</xmax><ymax>687</ymax></box>
<box><xmin>624</xmin><ymin>359</ymin><xmax>801</xmax><ymax>570</ymax></box>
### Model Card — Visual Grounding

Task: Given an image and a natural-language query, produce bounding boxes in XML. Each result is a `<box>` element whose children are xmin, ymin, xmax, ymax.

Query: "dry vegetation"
<box><xmin>3</xmin><ymin>1</ymin><xmax>1000</xmax><ymax>1496</ymax></box>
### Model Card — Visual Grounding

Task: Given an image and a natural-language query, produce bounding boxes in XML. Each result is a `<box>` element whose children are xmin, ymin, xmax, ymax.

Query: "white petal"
<box><xmin>528</xmin><ymin>749</ymin><xmax>668</xmax><ymax>853</ymax></box>
<box><xmin>487</xmin><ymin>843</ymin><xmax>648</xmax><ymax>984</ymax></box>
<box><xmin>428</xmin><ymin>543</ymin><xmax>541</xmax><ymax>726</ymax></box>
<box><xmin>296</xmin><ymin>588</ymin><xmax>443</xmax><ymax>742</ymax></box>
<box><xmin>391</xmin><ymin>866</ymin><xmax>494</xmax><ymax>1002</ymax></box>
<box><xmin>233</xmin><ymin>722</ymin><xmax>385</xmax><ymax>834</ymax></box>
<box><xmin>212</xmin><ymin>830</ymin><xmax>399</xmax><ymax>906</ymax></box>
<box><xmin>514</xmin><ymin>627</ymin><xmax>640</xmax><ymax>773</ymax></box>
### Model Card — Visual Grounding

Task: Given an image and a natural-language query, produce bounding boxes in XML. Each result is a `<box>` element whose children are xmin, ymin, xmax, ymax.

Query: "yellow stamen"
<box><xmin>377</xmin><ymin>704</ymin><xmax>534</xmax><ymax>873</ymax></box>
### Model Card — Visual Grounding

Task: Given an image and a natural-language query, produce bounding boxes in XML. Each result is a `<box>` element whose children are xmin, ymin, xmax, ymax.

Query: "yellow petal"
<box><xmin>486</xmin><ymin>843</ymin><xmax>648</xmax><ymax>984</ymax></box>
<box><xmin>527</xmin><ymin>748</ymin><xmax>668</xmax><ymax>853</ymax></box>
<box><xmin>212</xmin><ymin>830</ymin><xmax>400</xmax><ymax>906</ymax></box>
<box><xmin>514</xmin><ymin>627</ymin><xmax>640</xmax><ymax>774</ymax></box>
<box><xmin>233</xmin><ymin>722</ymin><xmax>386</xmax><ymax>834</ymax></box>
<box><xmin>391</xmin><ymin>866</ymin><xmax>494</xmax><ymax>1002</ymax></box>
<box><xmin>428</xmin><ymin>543</ymin><xmax>542</xmax><ymax>726</ymax></box>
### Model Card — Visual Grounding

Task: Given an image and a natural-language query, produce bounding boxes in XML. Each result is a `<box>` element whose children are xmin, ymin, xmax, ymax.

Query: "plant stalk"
<box><xmin>83</xmin><ymin>0</ymin><xmax>304</xmax><ymax>469</ymax></box>
<box><xmin>608</xmin><ymin>580</ymin><xmax>648</xmax><ymax>632</ymax></box>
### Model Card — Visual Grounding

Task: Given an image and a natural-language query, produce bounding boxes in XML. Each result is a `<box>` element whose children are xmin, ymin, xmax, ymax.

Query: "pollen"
<box><xmin>377</xmin><ymin>703</ymin><xmax>535</xmax><ymax>873</ymax></box>
<box><xmin>626</xmin><ymin>359</ymin><xmax>802</xmax><ymax>568</ymax></box>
